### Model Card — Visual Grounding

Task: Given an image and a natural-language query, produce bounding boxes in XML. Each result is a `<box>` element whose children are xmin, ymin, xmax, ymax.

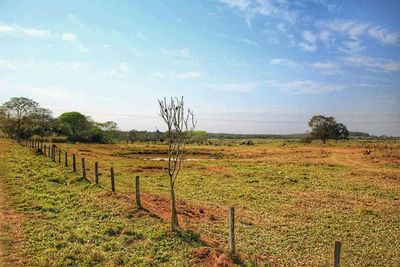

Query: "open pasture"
<box><xmin>50</xmin><ymin>139</ymin><xmax>400</xmax><ymax>266</ymax></box>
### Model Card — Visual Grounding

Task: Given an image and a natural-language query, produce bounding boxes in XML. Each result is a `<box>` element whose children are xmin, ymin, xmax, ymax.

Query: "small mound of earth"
<box><xmin>191</xmin><ymin>247</ymin><xmax>234</xmax><ymax>267</ymax></box>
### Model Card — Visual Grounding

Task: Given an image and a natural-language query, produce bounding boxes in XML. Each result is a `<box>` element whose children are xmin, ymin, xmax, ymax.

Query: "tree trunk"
<box><xmin>169</xmin><ymin>178</ymin><xmax>179</xmax><ymax>231</ymax></box>
<box><xmin>322</xmin><ymin>139</ymin><xmax>326</xmax><ymax>144</ymax></box>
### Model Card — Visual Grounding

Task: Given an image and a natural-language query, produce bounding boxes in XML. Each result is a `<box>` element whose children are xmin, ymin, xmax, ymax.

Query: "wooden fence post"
<box><xmin>48</xmin><ymin>146</ymin><xmax>51</xmax><ymax>158</ymax></box>
<box><xmin>95</xmin><ymin>162</ymin><xmax>99</xmax><ymax>184</ymax></box>
<box><xmin>58</xmin><ymin>149</ymin><xmax>61</xmax><ymax>163</ymax></box>
<box><xmin>334</xmin><ymin>241</ymin><xmax>341</xmax><ymax>267</ymax></box>
<box><xmin>135</xmin><ymin>176</ymin><xmax>141</xmax><ymax>208</ymax></box>
<box><xmin>82</xmin><ymin>158</ymin><xmax>86</xmax><ymax>179</ymax></box>
<box><xmin>65</xmin><ymin>152</ymin><xmax>68</xmax><ymax>167</ymax></box>
<box><xmin>110</xmin><ymin>167</ymin><xmax>115</xmax><ymax>193</ymax></box>
<box><xmin>72</xmin><ymin>154</ymin><xmax>76</xmax><ymax>172</ymax></box>
<box><xmin>44</xmin><ymin>145</ymin><xmax>47</xmax><ymax>156</ymax></box>
<box><xmin>229</xmin><ymin>207</ymin><xmax>235</xmax><ymax>258</ymax></box>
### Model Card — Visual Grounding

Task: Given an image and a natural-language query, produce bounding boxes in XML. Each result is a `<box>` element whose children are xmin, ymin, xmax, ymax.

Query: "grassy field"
<box><xmin>1</xmin><ymin>138</ymin><xmax>400</xmax><ymax>266</ymax></box>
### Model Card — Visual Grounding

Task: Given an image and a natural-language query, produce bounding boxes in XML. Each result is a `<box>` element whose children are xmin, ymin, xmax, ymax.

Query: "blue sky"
<box><xmin>0</xmin><ymin>0</ymin><xmax>399</xmax><ymax>135</ymax></box>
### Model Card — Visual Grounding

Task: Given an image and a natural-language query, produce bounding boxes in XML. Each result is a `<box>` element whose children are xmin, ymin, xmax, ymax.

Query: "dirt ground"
<box><xmin>0</xmin><ymin>143</ymin><xmax>27</xmax><ymax>267</ymax></box>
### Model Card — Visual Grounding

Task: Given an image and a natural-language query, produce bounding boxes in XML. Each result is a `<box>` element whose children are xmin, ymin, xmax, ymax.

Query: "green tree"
<box><xmin>189</xmin><ymin>130</ymin><xmax>208</xmax><ymax>144</ymax></box>
<box><xmin>308</xmin><ymin>115</ymin><xmax>349</xmax><ymax>144</ymax></box>
<box><xmin>57</xmin><ymin>112</ymin><xmax>91</xmax><ymax>142</ymax></box>
<box><xmin>95</xmin><ymin>121</ymin><xmax>119</xmax><ymax>142</ymax></box>
<box><xmin>0</xmin><ymin>97</ymin><xmax>39</xmax><ymax>140</ymax></box>
<box><xmin>31</xmin><ymin>107</ymin><xmax>53</xmax><ymax>140</ymax></box>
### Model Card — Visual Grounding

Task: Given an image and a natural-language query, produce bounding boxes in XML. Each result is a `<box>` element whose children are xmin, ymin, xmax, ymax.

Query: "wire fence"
<box><xmin>19</xmin><ymin>138</ymin><xmax>343</xmax><ymax>266</ymax></box>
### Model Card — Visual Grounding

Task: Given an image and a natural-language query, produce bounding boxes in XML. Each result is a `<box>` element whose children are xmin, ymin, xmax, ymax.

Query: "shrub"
<box><xmin>47</xmin><ymin>135</ymin><xmax>68</xmax><ymax>143</ymax></box>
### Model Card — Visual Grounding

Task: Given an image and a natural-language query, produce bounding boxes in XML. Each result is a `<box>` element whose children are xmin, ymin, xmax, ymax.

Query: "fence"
<box><xmin>19</xmin><ymin>138</ymin><xmax>343</xmax><ymax>266</ymax></box>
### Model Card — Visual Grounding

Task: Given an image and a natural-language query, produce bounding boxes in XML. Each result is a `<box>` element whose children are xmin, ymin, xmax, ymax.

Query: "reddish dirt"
<box><xmin>0</xmin><ymin>144</ymin><xmax>27</xmax><ymax>266</ymax></box>
<box><xmin>190</xmin><ymin>247</ymin><xmax>234</xmax><ymax>267</ymax></box>
<box><xmin>99</xmin><ymin>191</ymin><xmax>238</xmax><ymax>266</ymax></box>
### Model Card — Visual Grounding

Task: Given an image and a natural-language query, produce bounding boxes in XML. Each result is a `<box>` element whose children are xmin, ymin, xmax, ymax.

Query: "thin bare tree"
<box><xmin>158</xmin><ymin>97</ymin><xmax>196</xmax><ymax>231</ymax></box>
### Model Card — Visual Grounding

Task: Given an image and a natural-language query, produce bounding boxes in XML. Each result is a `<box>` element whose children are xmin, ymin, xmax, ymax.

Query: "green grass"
<box><xmin>51</xmin><ymin>139</ymin><xmax>400</xmax><ymax>266</ymax></box>
<box><xmin>0</xmin><ymin>139</ymin><xmax>201</xmax><ymax>266</ymax></box>
<box><xmin>2</xmin><ymin>138</ymin><xmax>400</xmax><ymax>266</ymax></box>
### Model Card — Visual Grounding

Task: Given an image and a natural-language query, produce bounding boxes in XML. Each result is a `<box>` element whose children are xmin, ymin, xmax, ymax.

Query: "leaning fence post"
<box><xmin>58</xmin><ymin>149</ymin><xmax>61</xmax><ymax>163</ymax></box>
<box><xmin>110</xmin><ymin>167</ymin><xmax>115</xmax><ymax>192</ymax></box>
<box><xmin>334</xmin><ymin>241</ymin><xmax>341</xmax><ymax>267</ymax></box>
<box><xmin>136</xmin><ymin>176</ymin><xmax>141</xmax><ymax>208</ymax></box>
<box><xmin>229</xmin><ymin>207</ymin><xmax>235</xmax><ymax>258</ymax></box>
<box><xmin>72</xmin><ymin>154</ymin><xmax>76</xmax><ymax>172</ymax></box>
<box><xmin>82</xmin><ymin>158</ymin><xmax>86</xmax><ymax>179</ymax></box>
<box><xmin>65</xmin><ymin>151</ymin><xmax>68</xmax><ymax>167</ymax></box>
<box><xmin>95</xmin><ymin>162</ymin><xmax>99</xmax><ymax>184</ymax></box>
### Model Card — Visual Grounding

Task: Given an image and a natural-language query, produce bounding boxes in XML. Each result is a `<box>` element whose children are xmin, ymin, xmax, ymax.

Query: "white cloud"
<box><xmin>270</xmin><ymin>58</ymin><xmax>298</xmax><ymax>67</ymax></box>
<box><xmin>0</xmin><ymin>23</ymin><xmax>50</xmax><ymax>37</ymax></box>
<box><xmin>319</xmin><ymin>30</ymin><xmax>334</xmax><ymax>44</ymax></box>
<box><xmin>344</xmin><ymin>56</ymin><xmax>400</xmax><ymax>72</ymax></box>
<box><xmin>61</xmin><ymin>32</ymin><xmax>78</xmax><ymax>42</ymax></box>
<box><xmin>219</xmin><ymin>0</ymin><xmax>250</xmax><ymax>10</ymax></box>
<box><xmin>202</xmin><ymin>81</ymin><xmax>259</xmax><ymax>92</ymax></box>
<box><xmin>311</xmin><ymin>61</ymin><xmax>341</xmax><ymax>75</ymax></box>
<box><xmin>68</xmin><ymin>14</ymin><xmax>85</xmax><ymax>28</ymax></box>
<box><xmin>136</xmin><ymin>32</ymin><xmax>149</xmax><ymax>41</ymax></box>
<box><xmin>266</xmin><ymin>80</ymin><xmax>344</xmax><ymax>94</ymax></box>
<box><xmin>25</xmin><ymin>86</ymin><xmax>72</xmax><ymax>100</ymax></box>
<box><xmin>0</xmin><ymin>24</ymin><xmax>14</xmax><ymax>33</ymax></box>
<box><xmin>218</xmin><ymin>0</ymin><xmax>300</xmax><ymax>27</ymax></box>
<box><xmin>0</xmin><ymin>22</ymin><xmax>85</xmax><ymax>52</ymax></box>
<box><xmin>316</xmin><ymin>19</ymin><xmax>399</xmax><ymax>46</ymax></box>
<box><xmin>176</xmin><ymin>71</ymin><xmax>201</xmax><ymax>80</ymax></box>
<box><xmin>338</xmin><ymin>40</ymin><xmax>365</xmax><ymax>54</ymax></box>
<box><xmin>298</xmin><ymin>42</ymin><xmax>317</xmax><ymax>52</ymax></box>
<box><xmin>162</xmin><ymin>48</ymin><xmax>192</xmax><ymax>59</ymax></box>
<box><xmin>241</xmin><ymin>38</ymin><xmax>259</xmax><ymax>47</ymax></box>
<box><xmin>303</xmin><ymin>31</ymin><xmax>317</xmax><ymax>44</ymax></box>
<box><xmin>368</xmin><ymin>26</ymin><xmax>400</xmax><ymax>45</ymax></box>
<box><xmin>299</xmin><ymin>31</ymin><xmax>318</xmax><ymax>52</ymax></box>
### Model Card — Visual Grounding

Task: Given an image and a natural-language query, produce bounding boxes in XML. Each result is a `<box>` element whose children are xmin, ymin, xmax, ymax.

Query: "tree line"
<box><xmin>0</xmin><ymin>97</ymin><xmax>355</xmax><ymax>144</ymax></box>
<box><xmin>0</xmin><ymin>97</ymin><xmax>119</xmax><ymax>143</ymax></box>
<box><xmin>0</xmin><ymin>97</ymin><xmax>210</xmax><ymax>144</ymax></box>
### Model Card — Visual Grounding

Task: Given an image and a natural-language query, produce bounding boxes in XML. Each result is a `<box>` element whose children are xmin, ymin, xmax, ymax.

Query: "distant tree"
<box><xmin>332</xmin><ymin>123</ymin><xmax>349</xmax><ymax>141</ymax></box>
<box><xmin>0</xmin><ymin>97</ymin><xmax>39</xmax><ymax>140</ymax></box>
<box><xmin>31</xmin><ymin>107</ymin><xmax>53</xmax><ymax>140</ymax></box>
<box><xmin>158</xmin><ymin>97</ymin><xmax>196</xmax><ymax>231</ymax></box>
<box><xmin>189</xmin><ymin>130</ymin><xmax>208</xmax><ymax>144</ymax></box>
<box><xmin>128</xmin><ymin>130</ymin><xmax>137</xmax><ymax>143</ymax></box>
<box><xmin>155</xmin><ymin>129</ymin><xmax>163</xmax><ymax>142</ymax></box>
<box><xmin>57</xmin><ymin>112</ymin><xmax>91</xmax><ymax>142</ymax></box>
<box><xmin>308</xmin><ymin>115</ymin><xmax>349</xmax><ymax>143</ymax></box>
<box><xmin>95</xmin><ymin>121</ymin><xmax>119</xmax><ymax>142</ymax></box>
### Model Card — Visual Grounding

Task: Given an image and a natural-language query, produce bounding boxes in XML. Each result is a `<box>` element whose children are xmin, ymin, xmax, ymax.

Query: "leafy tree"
<box><xmin>189</xmin><ymin>130</ymin><xmax>208</xmax><ymax>144</ymax></box>
<box><xmin>308</xmin><ymin>115</ymin><xmax>349</xmax><ymax>143</ymax></box>
<box><xmin>0</xmin><ymin>97</ymin><xmax>39</xmax><ymax>140</ymax></box>
<box><xmin>332</xmin><ymin>123</ymin><xmax>349</xmax><ymax>141</ymax></box>
<box><xmin>31</xmin><ymin>107</ymin><xmax>53</xmax><ymax>140</ymax></box>
<box><xmin>128</xmin><ymin>130</ymin><xmax>137</xmax><ymax>143</ymax></box>
<box><xmin>57</xmin><ymin>112</ymin><xmax>91</xmax><ymax>142</ymax></box>
<box><xmin>95</xmin><ymin>121</ymin><xmax>119</xmax><ymax>142</ymax></box>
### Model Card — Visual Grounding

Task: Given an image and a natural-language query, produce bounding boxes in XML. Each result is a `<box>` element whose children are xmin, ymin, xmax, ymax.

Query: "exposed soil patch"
<box><xmin>98</xmin><ymin>191</ymin><xmax>238</xmax><ymax>265</ymax></box>
<box><xmin>0</xmin><ymin>143</ymin><xmax>28</xmax><ymax>266</ymax></box>
<box><xmin>191</xmin><ymin>247</ymin><xmax>234</xmax><ymax>267</ymax></box>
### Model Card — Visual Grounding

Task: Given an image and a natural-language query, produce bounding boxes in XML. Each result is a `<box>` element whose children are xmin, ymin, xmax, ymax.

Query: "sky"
<box><xmin>0</xmin><ymin>0</ymin><xmax>399</xmax><ymax>136</ymax></box>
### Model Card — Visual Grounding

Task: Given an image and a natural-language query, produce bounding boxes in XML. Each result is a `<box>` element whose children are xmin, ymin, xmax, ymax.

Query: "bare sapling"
<box><xmin>158</xmin><ymin>97</ymin><xmax>196</xmax><ymax>231</ymax></box>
